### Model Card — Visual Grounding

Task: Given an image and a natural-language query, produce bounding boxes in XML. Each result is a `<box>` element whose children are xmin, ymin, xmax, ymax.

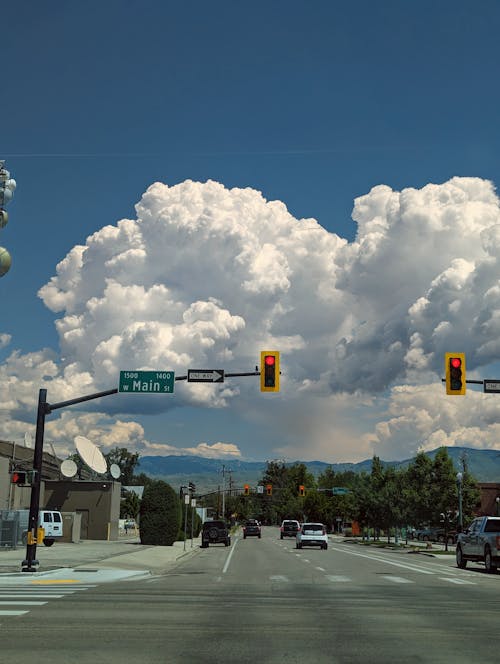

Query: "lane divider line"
<box><xmin>222</xmin><ymin>538</ymin><xmax>239</xmax><ymax>574</ymax></box>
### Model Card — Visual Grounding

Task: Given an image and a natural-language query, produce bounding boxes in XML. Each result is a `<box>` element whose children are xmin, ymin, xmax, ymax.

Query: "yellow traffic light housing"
<box><xmin>260</xmin><ymin>351</ymin><xmax>280</xmax><ymax>392</ymax></box>
<box><xmin>266</xmin><ymin>484</ymin><xmax>272</xmax><ymax>496</ymax></box>
<box><xmin>445</xmin><ymin>353</ymin><xmax>466</xmax><ymax>395</ymax></box>
<box><xmin>243</xmin><ymin>484</ymin><xmax>250</xmax><ymax>496</ymax></box>
<box><xmin>299</xmin><ymin>485</ymin><xmax>305</xmax><ymax>497</ymax></box>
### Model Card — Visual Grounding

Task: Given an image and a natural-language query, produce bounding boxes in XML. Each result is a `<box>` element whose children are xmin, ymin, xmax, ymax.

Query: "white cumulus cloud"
<box><xmin>1</xmin><ymin>176</ymin><xmax>500</xmax><ymax>461</ymax></box>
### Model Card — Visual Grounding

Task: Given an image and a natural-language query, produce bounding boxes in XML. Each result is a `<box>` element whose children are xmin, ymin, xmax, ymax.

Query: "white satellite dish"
<box><xmin>110</xmin><ymin>463</ymin><xmax>121</xmax><ymax>479</ymax></box>
<box><xmin>24</xmin><ymin>432</ymin><xmax>33</xmax><ymax>449</ymax></box>
<box><xmin>60</xmin><ymin>459</ymin><xmax>78</xmax><ymax>478</ymax></box>
<box><xmin>75</xmin><ymin>435</ymin><xmax>108</xmax><ymax>474</ymax></box>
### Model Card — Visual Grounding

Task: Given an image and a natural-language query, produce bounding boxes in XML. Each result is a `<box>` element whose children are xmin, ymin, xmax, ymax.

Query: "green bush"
<box><xmin>139</xmin><ymin>480</ymin><xmax>181</xmax><ymax>545</ymax></box>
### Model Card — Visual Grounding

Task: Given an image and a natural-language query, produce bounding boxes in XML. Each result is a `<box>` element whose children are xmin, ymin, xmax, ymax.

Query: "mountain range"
<box><xmin>136</xmin><ymin>446</ymin><xmax>500</xmax><ymax>492</ymax></box>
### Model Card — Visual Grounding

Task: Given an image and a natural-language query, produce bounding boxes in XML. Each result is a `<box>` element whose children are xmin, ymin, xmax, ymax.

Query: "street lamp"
<box><xmin>456</xmin><ymin>472</ymin><xmax>463</xmax><ymax>532</ymax></box>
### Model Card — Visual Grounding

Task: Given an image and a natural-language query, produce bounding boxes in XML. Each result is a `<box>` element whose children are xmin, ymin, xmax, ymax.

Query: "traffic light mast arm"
<box><xmin>441</xmin><ymin>379</ymin><xmax>483</xmax><ymax>385</ymax></box>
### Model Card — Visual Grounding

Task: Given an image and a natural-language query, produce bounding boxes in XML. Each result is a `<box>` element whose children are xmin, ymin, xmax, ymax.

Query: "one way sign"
<box><xmin>187</xmin><ymin>370</ymin><xmax>225</xmax><ymax>383</ymax></box>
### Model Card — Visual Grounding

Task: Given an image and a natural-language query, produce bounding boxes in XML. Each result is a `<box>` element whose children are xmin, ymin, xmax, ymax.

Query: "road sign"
<box><xmin>187</xmin><ymin>370</ymin><xmax>224</xmax><ymax>383</ymax></box>
<box><xmin>331</xmin><ymin>487</ymin><xmax>350</xmax><ymax>495</ymax></box>
<box><xmin>484</xmin><ymin>380</ymin><xmax>500</xmax><ymax>393</ymax></box>
<box><xmin>119</xmin><ymin>371</ymin><xmax>175</xmax><ymax>394</ymax></box>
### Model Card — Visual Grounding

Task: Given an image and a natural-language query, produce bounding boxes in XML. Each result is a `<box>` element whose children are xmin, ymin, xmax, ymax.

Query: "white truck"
<box><xmin>456</xmin><ymin>516</ymin><xmax>500</xmax><ymax>573</ymax></box>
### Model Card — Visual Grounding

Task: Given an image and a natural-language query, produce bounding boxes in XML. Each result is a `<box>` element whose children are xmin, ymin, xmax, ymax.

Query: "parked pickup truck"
<box><xmin>456</xmin><ymin>516</ymin><xmax>500</xmax><ymax>572</ymax></box>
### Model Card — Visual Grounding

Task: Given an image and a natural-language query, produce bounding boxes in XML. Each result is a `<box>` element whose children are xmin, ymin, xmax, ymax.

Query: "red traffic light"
<box><xmin>265</xmin><ymin>355</ymin><xmax>275</xmax><ymax>366</ymax></box>
<box><xmin>450</xmin><ymin>357</ymin><xmax>462</xmax><ymax>368</ymax></box>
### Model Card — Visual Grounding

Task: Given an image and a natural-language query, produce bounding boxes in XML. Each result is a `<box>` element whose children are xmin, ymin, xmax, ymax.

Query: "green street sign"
<box><xmin>119</xmin><ymin>371</ymin><xmax>175</xmax><ymax>394</ymax></box>
<box><xmin>331</xmin><ymin>487</ymin><xmax>349</xmax><ymax>495</ymax></box>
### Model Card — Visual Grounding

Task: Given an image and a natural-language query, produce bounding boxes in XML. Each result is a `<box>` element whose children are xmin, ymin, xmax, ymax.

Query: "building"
<box><xmin>0</xmin><ymin>439</ymin><xmax>121</xmax><ymax>540</ymax></box>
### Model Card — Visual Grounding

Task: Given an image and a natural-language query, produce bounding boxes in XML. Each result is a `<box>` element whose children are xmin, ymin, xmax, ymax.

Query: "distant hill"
<box><xmin>136</xmin><ymin>446</ymin><xmax>500</xmax><ymax>492</ymax></box>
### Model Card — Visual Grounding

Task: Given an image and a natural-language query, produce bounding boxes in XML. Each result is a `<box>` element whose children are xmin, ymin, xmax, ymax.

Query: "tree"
<box><xmin>121</xmin><ymin>489</ymin><xmax>141</xmax><ymax>519</ymax></box>
<box><xmin>139</xmin><ymin>480</ymin><xmax>180</xmax><ymax>545</ymax></box>
<box><xmin>104</xmin><ymin>447</ymin><xmax>140</xmax><ymax>485</ymax></box>
<box><xmin>405</xmin><ymin>451</ymin><xmax>434</xmax><ymax>528</ymax></box>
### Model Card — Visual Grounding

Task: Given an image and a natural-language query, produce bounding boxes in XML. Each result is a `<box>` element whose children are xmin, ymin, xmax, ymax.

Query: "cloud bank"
<box><xmin>1</xmin><ymin>177</ymin><xmax>500</xmax><ymax>461</ymax></box>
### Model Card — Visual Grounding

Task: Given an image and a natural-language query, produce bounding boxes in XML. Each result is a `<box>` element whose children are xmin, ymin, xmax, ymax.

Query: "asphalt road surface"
<box><xmin>1</xmin><ymin>527</ymin><xmax>499</xmax><ymax>663</ymax></box>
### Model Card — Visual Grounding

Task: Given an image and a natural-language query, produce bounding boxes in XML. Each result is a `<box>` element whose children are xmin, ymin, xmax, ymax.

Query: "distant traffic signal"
<box><xmin>189</xmin><ymin>482</ymin><xmax>196</xmax><ymax>493</ymax></box>
<box><xmin>243</xmin><ymin>484</ymin><xmax>250</xmax><ymax>496</ymax></box>
<box><xmin>445</xmin><ymin>353</ymin><xmax>466</xmax><ymax>395</ymax></box>
<box><xmin>299</xmin><ymin>485</ymin><xmax>305</xmax><ymax>497</ymax></box>
<box><xmin>266</xmin><ymin>484</ymin><xmax>273</xmax><ymax>496</ymax></box>
<box><xmin>11</xmin><ymin>470</ymin><xmax>27</xmax><ymax>485</ymax></box>
<box><xmin>260</xmin><ymin>351</ymin><xmax>280</xmax><ymax>392</ymax></box>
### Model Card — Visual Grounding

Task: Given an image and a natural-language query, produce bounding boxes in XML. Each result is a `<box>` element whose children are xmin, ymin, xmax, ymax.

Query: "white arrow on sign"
<box><xmin>187</xmin><ymin>370</ymin><xmax>225</xmax><ymax>383</ymax></box>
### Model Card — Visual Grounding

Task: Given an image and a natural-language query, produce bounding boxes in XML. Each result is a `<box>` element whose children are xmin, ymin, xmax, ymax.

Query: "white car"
<box><xmin>296</xmin><ymin>522</ymin><xmax>328</xmax><ymax>550</ymax></box>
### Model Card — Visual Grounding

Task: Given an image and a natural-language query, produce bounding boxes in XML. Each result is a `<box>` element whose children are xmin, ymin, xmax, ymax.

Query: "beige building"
<box><xmin>0</xmin><ymin>439</ymin><xmax>121</xmax><ymax>540</ymax></box>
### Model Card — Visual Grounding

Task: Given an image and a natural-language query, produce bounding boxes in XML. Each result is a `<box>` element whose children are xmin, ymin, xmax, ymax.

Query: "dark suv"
<box><xmin>242</xmin><ymin>519</ymin><xmax>261</xmax><ymax>539</ymax></box>
<box><xmin>201</xmin><ymin>520</ymin><xmax>231</xmax><ymax>548</ymax></box>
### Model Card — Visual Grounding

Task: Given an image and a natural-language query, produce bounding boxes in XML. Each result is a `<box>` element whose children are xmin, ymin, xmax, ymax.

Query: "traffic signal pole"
<box><xmin>22</xmin><ymin>386</ymin><xmax>119</xmax><ymax>572</ymax></box>
<box><xmin>22</xmin><ymin>389</ymin><xmax>47</xmax><ymax>571</ymax></box>
<box><xmin>21</xmin><ymin>357</ymin><xmax>273</xmax><ymax>571</ymax></box>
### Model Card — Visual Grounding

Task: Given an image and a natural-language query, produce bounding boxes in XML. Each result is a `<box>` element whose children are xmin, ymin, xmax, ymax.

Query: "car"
<box><xmin>243</xmin><ymin>519</ymin><xmax>261</xmax><ymax>538</ymax></box>
<box><xmin>201</xmin><ymin>520</ymin><xmax>231</xmax><ymax>548</ymax></box>
<box><xmin>296</xmin><ymin>522</ymin><xmax>328</xmax><ymax>550</ymax></box>
<box><xmin>280</xmin><ymin>519</ymin><xmax>300</xmax><ymax>539</ymax></box>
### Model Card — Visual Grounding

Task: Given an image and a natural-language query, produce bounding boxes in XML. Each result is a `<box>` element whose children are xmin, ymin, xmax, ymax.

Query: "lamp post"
<box><xmin>456</xmin><ymin>472</ymin><xmax>463</xmax><ymax>532</ymax></box>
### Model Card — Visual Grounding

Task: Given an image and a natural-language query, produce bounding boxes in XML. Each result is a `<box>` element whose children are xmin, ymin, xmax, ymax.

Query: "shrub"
<box><xmin>139</xmin><ymin>480</ymin><xmax>181</xmax><ymax>545</ymax></box>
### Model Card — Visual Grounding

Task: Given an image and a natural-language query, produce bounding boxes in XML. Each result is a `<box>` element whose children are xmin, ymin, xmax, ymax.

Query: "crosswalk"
<box><xmin>267</xmin><ymin>573</ymin><xmax>477</xmax><ymax>586</ymax></box>
<box><xmin>0</xmin><ymin>584</ymin><xmax>96</xmax><ymax>621</ymax></box>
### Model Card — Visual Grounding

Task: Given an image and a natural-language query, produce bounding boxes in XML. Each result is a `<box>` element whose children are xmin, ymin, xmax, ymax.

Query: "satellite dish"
<box><xmin>24</xmin><ymin>432</ymin><xmax>33</xmax><ymax>449</ymax></box>
<box><xmin>75</xmin><ymin>435</ymin><xmax>107</xmax><ymax>474</ymax></box>
<box><xmin>110</xmin><ymin>463</ymin><xmax>121</xmax><ymax>479</ymax></box>
<box><xmin>60</xmin><ymin>459</ymin><xmax>78</xmax><ymax>478</ymax></box>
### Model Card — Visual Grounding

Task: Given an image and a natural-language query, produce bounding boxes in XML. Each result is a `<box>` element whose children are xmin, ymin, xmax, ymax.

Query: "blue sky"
<box><xmin>2</xmin><ymin>1</ymin><xmax>500</xmax><ymax>464</ymax></box>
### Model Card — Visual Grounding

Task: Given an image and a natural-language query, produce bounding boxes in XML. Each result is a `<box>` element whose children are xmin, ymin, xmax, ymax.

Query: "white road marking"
<box><xmin>0</xmin><ymin>601</ymin><xmax>47</xmax><ymax>606</ymax></box>
<box><xmin>326</xmin><ymin>575</ymin><xmax>350</xmax><ymax>583</ymax></box>
<box><xmin>329</xmin><ymin>546</ymin><xmax>435</xmax><ymax>575</ymax></box>
<box><xmin>0</xmin><ymin>593</ymin><xmax>67</xmax><ymax>598</ymax></box>
<box><xmin>0</xmin><ymin>610</ymin><xmax>29</xmax><ymax>616</ymax></box>
<box><xmin>439</xmin><ymin>577</ymin><xmax>476</xmax><ymax>585</ymax></box>
<box><xmin>316</xmin><ymin>567</ymin><xmax>326</xmax><ymax>572</ymax></box>
<box><xmin>382</xmin><ymin>576</ymin><xmax>413</xmax><ymax>584</ymax></box>
<box><xmin>270</xmin><ymin>575</ymin><xmax>289</xmax><ymax>582</ymax></box>
<box><xmin>222</xmin><ymin>539</ymin><xmax>238</xmax><ymax>574</ymax></box>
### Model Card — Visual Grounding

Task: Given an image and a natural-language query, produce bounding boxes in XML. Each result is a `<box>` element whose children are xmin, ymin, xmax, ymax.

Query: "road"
<box><xmin>1</xmin><ymin>526</ymin><xmax>499</xmax><ymax>663</ymax></box>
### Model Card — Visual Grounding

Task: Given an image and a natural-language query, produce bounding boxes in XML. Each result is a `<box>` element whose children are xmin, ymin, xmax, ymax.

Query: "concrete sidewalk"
<box><xmin>0</xmin><ymin>535</ymin><xmax>202</xmax><ymax>577</ymax></box>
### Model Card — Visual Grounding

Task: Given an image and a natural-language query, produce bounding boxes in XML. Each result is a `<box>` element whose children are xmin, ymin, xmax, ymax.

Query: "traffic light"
<box><xmin>266</xmin><ymin>484</ymin><xmax>272</xmax><ymax>496</ymax></box>
<box><xmin>243</xmin><ymin>484</ymin><xmax>250</xmax><ymax>496</ymax></box>
<box><xmin>299</xmin><ymin>485</ymin><xmax>305</xmax><ymax>497</ymax></box>
<box><xmin>189</xmin><ymin>482</ymin><xmax>196</xmax><ymax>493</ymax></box>
<box><xmin>260</xmin><ymin>351</ymin><xmax>280</xmax><ymax>392</ymax></box>
<box><xmin>445</xmin><ymin>353</ymin><xmax>466</xmax><ymax>395</ymax></box>
<box><xmin>11</xmin><ymin>470</ymin><xmax>27</xmax><ymax>485</ymax></box>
